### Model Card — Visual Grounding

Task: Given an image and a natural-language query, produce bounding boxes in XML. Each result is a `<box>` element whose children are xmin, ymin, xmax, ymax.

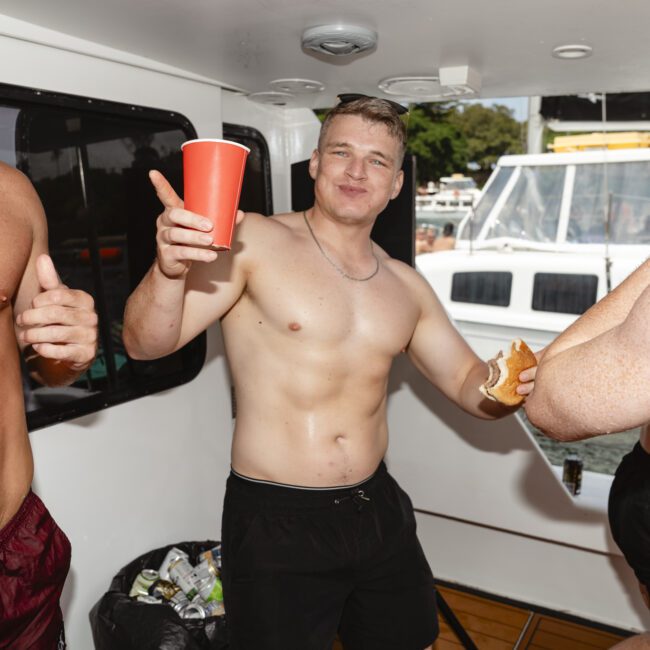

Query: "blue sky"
<box><xmin>465</xmin><ymin>96</ymin><xmax>529</xmax><ymax>121</ymax></box>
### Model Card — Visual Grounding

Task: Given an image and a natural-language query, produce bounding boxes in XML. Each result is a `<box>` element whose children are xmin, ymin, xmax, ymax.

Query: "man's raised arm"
<box><xmin>9</xmin><ymin>165</ymin><xmax>97</xmax><ymax>387</ymax></box>
<box><xmin>123</xmin><ymin>171</ymin><xmax>246</xmax><ymax>360</ymax></box>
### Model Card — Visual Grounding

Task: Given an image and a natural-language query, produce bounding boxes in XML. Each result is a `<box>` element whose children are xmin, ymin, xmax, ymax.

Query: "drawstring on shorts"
<box><xmin>334</xmin><ymin>489</ymin><xmax>371</xmax><ymax>512</ymax></box>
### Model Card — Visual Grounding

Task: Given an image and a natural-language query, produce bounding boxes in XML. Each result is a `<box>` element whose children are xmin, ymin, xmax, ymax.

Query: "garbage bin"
<box><xmin>89</xmin><ymin>540</ymin><xmax>228</xmax><ymax>650</ymax></box>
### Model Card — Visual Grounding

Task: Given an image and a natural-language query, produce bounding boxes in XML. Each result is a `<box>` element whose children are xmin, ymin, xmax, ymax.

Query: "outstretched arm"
<box><xmin>526</xmin><ymin>279</ymin><xmax>650</xmax><ymax>439</ymax></box>
<box><xmin>406</xmin><ymin>269</ymin><xmax>534</xmax><ymax>419</ymax></box>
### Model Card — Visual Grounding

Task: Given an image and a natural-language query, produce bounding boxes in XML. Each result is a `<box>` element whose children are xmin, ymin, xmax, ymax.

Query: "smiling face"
<box><xmin>308</xmin><ymin>114</ymin><xmax>404</xmax><ymax>226</ymax></box>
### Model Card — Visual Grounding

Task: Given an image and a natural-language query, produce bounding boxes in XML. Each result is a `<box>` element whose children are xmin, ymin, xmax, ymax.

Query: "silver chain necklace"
<box><xmin>302</xmin><ymin>210</ymin><xmax>380</xmax><ymax>282</ymax></box>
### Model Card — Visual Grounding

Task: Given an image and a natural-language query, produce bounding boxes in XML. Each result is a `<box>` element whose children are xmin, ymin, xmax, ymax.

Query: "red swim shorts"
<box><xmin>0</xmin><ymin>490</ymin><xmax>71</xmax><ymax>649</ymax></box>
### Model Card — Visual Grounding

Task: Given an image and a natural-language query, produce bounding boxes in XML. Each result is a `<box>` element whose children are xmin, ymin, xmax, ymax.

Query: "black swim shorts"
<box><xmin>221</xmin><ymin>462</ymin><xmax>438</xmax><ymax>650</ymax></box>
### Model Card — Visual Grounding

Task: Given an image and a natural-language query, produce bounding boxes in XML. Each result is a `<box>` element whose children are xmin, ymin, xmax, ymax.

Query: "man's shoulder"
<box><xmin>238</xmin><ymin>210</ymin><xmax>300</xmax><ymax>244</ymax></box>
<box><xmin>0</xmin><ymin>162</ymin><xmax>44</xmax><ymax>228</ymax></box>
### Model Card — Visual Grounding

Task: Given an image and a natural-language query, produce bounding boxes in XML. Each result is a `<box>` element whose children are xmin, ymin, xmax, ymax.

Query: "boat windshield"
<box><xmin>484</xmin><ymin>165</ymin><xmax>565</xmax><ymax>242</ymax></box>
<box><xmin>567</xmin><ymin>160</ymin><xmax>650</xmax><ymax>244</ymax></box>
<box><xmin>458</xmin><ymin>166</ymin><xmax>513</xmax><ymax>239</ymax></box>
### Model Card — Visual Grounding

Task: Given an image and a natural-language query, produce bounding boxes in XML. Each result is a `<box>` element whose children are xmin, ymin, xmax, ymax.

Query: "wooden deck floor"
<box><xmin>332</xmin><ymin>584</ymin><xmax>630</xmax><ymax>649</ymax></box>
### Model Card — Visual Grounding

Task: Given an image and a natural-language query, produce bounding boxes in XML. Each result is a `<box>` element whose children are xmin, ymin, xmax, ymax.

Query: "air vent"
<box><xmin>302</xmin><ymin>25</ymin><xmax>377</xmax><ymax>57</ymax></box>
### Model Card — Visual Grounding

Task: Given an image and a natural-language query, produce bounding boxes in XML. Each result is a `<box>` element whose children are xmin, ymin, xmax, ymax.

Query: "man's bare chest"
<box><xmin>243</xmin><ymin>258</ymin><xmax>419</xmax><ymax>354</ymax></box>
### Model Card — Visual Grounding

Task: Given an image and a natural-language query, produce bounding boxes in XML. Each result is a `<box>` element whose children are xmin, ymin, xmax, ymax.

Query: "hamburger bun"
<box><xmin>479</xmin><ymin>339</ymin><xmax>537</xmax><ymax>406</ymax></box>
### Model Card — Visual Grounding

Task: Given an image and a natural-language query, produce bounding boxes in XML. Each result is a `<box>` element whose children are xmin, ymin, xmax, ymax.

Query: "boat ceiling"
<box><xmin>1</xmin><ymin>0</ymin><xmax>649</xmax><ymax>108</ymax></box>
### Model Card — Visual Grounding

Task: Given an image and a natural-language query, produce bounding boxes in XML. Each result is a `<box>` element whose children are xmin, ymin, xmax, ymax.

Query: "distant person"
<box><xmin>432</xmin><ymin>222</ymin><xmax>455</xmax><ymax>252</ymax></box>
<box><xmin>0</xmin><ymin>162</ymin><xmax>98</xmax><ymax>648</ymax></box>
<box><xmin>415</xmin><ymin>226</ymin><xmax>437</xmax><ymax>255</ymax></box>
<box><xmin>525</xmin><ymin>260</ymin><xmax>650</xmax><ymax>648</ymax></box>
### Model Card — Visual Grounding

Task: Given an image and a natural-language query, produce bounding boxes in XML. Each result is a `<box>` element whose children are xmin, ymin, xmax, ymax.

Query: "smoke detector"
<box><xmin>302</xmin><ymin>24</ymin><xmax>377</xmax><ymax>57</ymax></box>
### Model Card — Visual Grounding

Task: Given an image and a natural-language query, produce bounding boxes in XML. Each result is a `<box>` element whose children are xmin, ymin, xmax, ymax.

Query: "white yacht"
<box><xmin>0</xmin><ymin>1</ymin><xmax>649</xmax><ymax>647</ymax></box>
<box><xmin>417</xmin><ymin>174</ymin><xmax>482</xmax><ymax>229</ymax></box>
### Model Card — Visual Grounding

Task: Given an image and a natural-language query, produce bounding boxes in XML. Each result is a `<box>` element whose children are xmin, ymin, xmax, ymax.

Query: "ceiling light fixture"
<box><xmin>378</xmin><ymin>66</ymin><xmax>481</xmax><ymax>101</ymax></box>
<box><xmin>247</xmin><ymin>91</ymin><xmax>294</xmax><ymax>107</ymax></box>
<box><xmin>269</xmin><ymin>79</ymin><xmax>324</xmax><ymax>94</ymax></box>
<box><xmin>552</xmin><ymin>44</ymin><xmax>593</xmax><ymax>60</ymax></box>
<box><xmin>302</xmin><ymin>24</ymin><xmax>377</xmax><ymax>57</ymax></box>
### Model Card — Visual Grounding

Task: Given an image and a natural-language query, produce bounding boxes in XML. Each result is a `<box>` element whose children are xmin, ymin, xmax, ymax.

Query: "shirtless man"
<box><xmin>123</xmin><ymin>96</ymin><xmax>534</xmax><ymax>650</ymax></box>
<box><xmin>0</xmin><ymin>163</ymin><xmax>97</xmax><ymax>648</ymax></box>
<box><xmin>525</xmin><ymin>260</ymin><xmax>650</xmax><ymax>648</ymax></box>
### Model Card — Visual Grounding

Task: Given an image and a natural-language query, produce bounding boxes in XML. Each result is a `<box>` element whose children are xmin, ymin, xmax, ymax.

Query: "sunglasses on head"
<box><xmin>337</xmin><ymin>93</ymin><xmax>409</xmax><ymax>116</ymax></box>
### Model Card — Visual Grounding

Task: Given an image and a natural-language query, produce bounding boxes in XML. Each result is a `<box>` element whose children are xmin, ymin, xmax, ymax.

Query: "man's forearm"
<box><xmin>123</xmin><ymin>261</ymin><xmax>187</xmax><ymax>360</ymax></box>
<box><xmin>460</xmin><ymin>360</ymin><xmax>520</xmax><ymax>420</ymax></box>
<box><xmin>527</xmin><ymin>290</ymin><xmax>650</xmax><ymax>439</ymax></box>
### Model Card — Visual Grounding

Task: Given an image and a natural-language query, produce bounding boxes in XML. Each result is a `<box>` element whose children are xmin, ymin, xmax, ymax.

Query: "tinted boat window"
<box><xmin>485</xmin><ymin>165</ymin><xmax>565</xmax><ymax>242</ymax></box>
<box><xmin>223</xmin><ymin>123</ymin><xmax>273</xmax><ymax>216</ymax></box>
<box><xmin>451</xmin><ymin>272</ymin><xmax>512</xmax><ymax>307</ymax></box>
<box><xmin>0</xmin><ymin>86</ymin><xmax>205</xmax><ymax>430</ymax></box>
<box><xmin>532</xmin><ymin>273</ymin><xmax>598</xmax><ymax>315</ymax></box>
<box><xmin>567</xmin><ymin>161</ymin><xmax>650</xmax><ymax>243</ymax></box>
<box><xmin>458</xmin><ymin>166</ymin><xmax>513</xmax><ymax>240</ymax></box>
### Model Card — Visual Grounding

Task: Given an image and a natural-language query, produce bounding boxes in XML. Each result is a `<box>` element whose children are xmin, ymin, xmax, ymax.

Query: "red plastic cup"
<box><xmin>181</xmin><ymin>138</ymin><xmax>250</xmax><ymax>251</ymax></box>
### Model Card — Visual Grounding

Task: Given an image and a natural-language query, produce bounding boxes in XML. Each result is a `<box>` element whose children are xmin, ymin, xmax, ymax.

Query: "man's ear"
<box><xmin>390</xmin><ymin>169</ymin><xmax>404</xmax><ymax>200</ymax></box>
<box><xmin>308</xmin><ymin>149</ymin><xmax>320</xmax><ymax>181</ymax></box>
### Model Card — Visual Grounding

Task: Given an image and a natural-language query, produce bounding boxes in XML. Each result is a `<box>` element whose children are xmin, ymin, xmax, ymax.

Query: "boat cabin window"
<box><xmin>532</xmin><ymin>273</ymin><xmax>598</xmax><ymax>315</ymax></box>
<box><xmin>567</xmin><ymin>161</ymin><xmax>650</xmax><ymax>244</ymax></box>
<box><xmin>459</xmin><ymin>166</ymin><xmax>513</xmax><ymax>239</ymax></box>
<box><xmin>451</xmin><ymin>271</ymin><xmax>512</xmax><ymax>307</ymax></box>
<box><xmin>485</xmin><ymin>165</ymin><xmax>565</xmax><ymax>242</ymax></box>
<box><xmin>0</xmin><ymin>85</ymin><xmax>210</xmax><ymax>429</ymax></box>
<box><xmin>223</xmin><ymin>123</ymin><xmax>273</xmax><ymax>215</ymax></box>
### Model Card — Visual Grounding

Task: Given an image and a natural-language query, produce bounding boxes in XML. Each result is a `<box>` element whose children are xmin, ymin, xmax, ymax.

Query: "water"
<box><xmin>520</xmin><ymin>413</ymin><xmax>639</xmax><ymax>475</ymax></box>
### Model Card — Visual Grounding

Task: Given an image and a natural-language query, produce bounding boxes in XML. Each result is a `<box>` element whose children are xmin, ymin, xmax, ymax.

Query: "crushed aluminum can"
<box><xmin>129</xmin><ymin>569</ymin><xmax>160</xmax><ymax>597</ymax></box>
<box><xmin>136</xmin><ymin>595</ymin><xmax>163</xmax><ymax>605</ymax></box>
<box><xmin>169</xmin><ymin>589</ymin><xmax>191</xmax><ymax>614</ymax></box>
<box><xmin>180</xmin><ymin>602</ymin><xmax>206</xmax><ymax>619</ymax></box>
<box><xmin>168</xmin><ymin>556</ymin><xmax>199</xmax><ymax>601</ymax></box>
<box><xmin>158</xmin><ymin>547</ymin><xmax>189</xmax><ymax>582</ymax></box>
<box><xmin>562</xmin><ymin>453</ymin><xmax>583</xmax><ymax>496</ymax></box>
<box><xmin>204</xmin><ymin>599</ymin><xmax>226</xmax><ymax>617</ymax></box>
<box><xmin>192</xmin><ymin>562</ymin><xmax>223</xmax><ymax>603</ymax></box>
<box><xmin>149</xmin><ymin>579</ymin><xmax>181</xmax><ymax>601</ymax></box>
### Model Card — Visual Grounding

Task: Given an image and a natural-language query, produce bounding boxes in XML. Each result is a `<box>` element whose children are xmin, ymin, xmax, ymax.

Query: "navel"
<box><xmin>288</xmin><ymin>322</ymin><xmax>302</xmax><ymax>332</ymax></box>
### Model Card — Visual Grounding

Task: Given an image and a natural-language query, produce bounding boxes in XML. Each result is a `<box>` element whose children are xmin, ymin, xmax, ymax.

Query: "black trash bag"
<box><xmin>89</xmin><ymin>540</ymin><xmax>228</xmax><ymax>650</ymax></box>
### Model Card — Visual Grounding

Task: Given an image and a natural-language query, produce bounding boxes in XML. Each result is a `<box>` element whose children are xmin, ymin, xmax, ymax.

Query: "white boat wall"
<box><xmin>0</xmin><ymin>1</ymin><xmax>649</xmax><ymax>647</ymax></box>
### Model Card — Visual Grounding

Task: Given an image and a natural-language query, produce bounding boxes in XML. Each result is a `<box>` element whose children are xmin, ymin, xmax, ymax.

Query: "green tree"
<box><xmin>406</xmin><ymin>103</ymin><xmax>468</xmax><ymax>184</ymax></box>
<box><xmin>449</xmin><ymin>103</ymin><xmax>523</xmax><ymax>184</ymax></box>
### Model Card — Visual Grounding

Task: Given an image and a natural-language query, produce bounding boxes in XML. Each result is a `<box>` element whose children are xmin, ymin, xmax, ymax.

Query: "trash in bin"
<box><xmin>89</xmin><ymin>540</ymin><xmax>228</xmax><ymax>650</ymax></box>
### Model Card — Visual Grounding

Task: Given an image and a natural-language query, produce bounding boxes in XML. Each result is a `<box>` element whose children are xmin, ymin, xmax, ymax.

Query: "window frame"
<box><xmin>531</xmin><ymin>272</ymin><xmax>598</xmax><ymax>315</ymax></box>
<box><xmin>0</xmin><ymin>82</ymin><xmax>208</xmax><ymax>431</ymax></box>
<box><xmin>450</xmin><ymin>271</ymin><xmax>513</xmax><ymax>307</ymax></box>
<box><xmin>223</xmin><ymin>122</ymin><xmax>273</xmax><ymax>216</ymax></box>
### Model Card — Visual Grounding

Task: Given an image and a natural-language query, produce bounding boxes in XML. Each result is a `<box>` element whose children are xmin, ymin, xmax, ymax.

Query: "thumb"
<box><xmin>149</xmin><ymin>169</ymin><xmax>183</xmax><ymax>209</ymax></box>
<box><xmin>36</xmin><ymin>254</ymin><xmax>61</xmax><ymax>291</ymax></box>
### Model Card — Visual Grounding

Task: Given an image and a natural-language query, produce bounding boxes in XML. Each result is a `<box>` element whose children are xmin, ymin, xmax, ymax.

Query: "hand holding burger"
<box><xmin>480</xmin><ymin>339</ymin><xmax>538</xmax><ymax>406</ymax></box>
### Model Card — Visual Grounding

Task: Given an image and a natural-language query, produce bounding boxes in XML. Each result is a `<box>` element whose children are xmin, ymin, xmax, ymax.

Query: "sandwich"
<box><xmin>479</xmin><ymin>338</ymin><xmax>537</xmax><ymax>406</ymax></box>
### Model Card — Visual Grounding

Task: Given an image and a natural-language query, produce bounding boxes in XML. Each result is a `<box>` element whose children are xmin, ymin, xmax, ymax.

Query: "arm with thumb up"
<box><xmin>15</xmin><ymin>254</ymin><xmax>98</xmax><ymax>387</ymax></box>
